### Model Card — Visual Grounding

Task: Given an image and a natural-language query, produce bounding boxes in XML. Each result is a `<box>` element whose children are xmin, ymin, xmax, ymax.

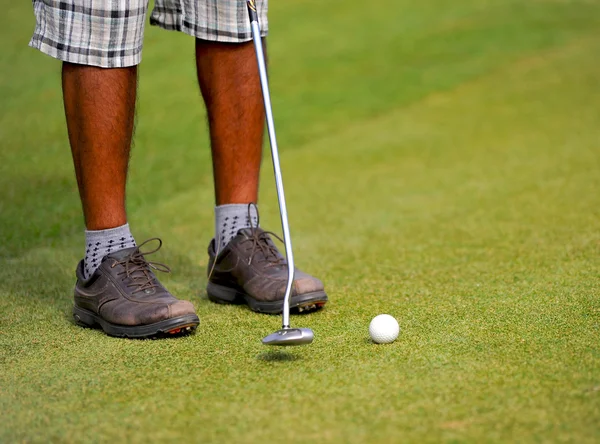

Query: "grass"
<box><xmin>1</xmin><ymin>0</ymin><xmax>600</xmax><ymax>442</ymax></box>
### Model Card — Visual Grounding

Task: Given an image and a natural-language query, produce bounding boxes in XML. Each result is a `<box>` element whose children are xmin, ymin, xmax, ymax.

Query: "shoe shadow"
<box><xmin>256</xmin><ymin>351</ymin><xmax>301</xmax><ymax>362</ymax></box>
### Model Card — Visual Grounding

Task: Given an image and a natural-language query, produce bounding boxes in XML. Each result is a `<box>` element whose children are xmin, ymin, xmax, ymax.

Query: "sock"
<box><xmin>215</xmin><ymin>204</ymin><xmax>258</xmax><ymax>250</ymax></box>
<box><xmin>83</xmin><ymin>223</ymin><xmax>136</xmax><ymax>279</ymax></box>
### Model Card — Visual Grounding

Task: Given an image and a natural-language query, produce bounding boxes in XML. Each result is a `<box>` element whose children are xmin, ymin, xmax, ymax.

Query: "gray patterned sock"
<box><xmin>215</xmin><ymin>204</ymin><xmax>259</xmax><ymax>250</ymax></box>
<box><xmin>84</xmin><ymin>223</ymin><xmax>136</xmax><ymax>279</ymax></box>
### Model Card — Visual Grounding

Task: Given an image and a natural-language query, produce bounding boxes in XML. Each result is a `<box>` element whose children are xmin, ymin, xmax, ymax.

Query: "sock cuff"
<box><xmin>85</xmin><ymin>223</ymin><xmax>131</xmax><ymax>238</ymax></box>
<box><xmin>215</xmin><ymin>204</ymin><xmax>258</xmax><ymax>222</ymax></box>
<box><xmin>214</xmin><ymin>203</ymin><xmax>257</xmax><ymax>212</ymax></box>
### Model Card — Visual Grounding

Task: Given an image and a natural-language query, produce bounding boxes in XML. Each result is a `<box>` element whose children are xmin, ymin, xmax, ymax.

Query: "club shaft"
<box><xmin>248</xmin><ymin>12</ymin><xmax>294</xmax><ymax>329</ymax></box>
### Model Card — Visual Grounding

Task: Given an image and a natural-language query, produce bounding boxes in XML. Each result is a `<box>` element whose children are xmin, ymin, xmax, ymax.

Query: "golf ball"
<box><xmin>369</xmin><ymin>314</ymin><xmax>400</xmax><ymax>344</ymax></box>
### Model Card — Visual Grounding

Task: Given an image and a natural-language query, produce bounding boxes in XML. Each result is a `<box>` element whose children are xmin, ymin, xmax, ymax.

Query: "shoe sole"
<box><xmin>206</xmin><ymin>282</ymin><xmax>328</xmax><ymax>314</ymax></box>
<box><xmin>73</xmin><ymin>306</ymin><xmax>200</xmax><ymax>339</ymax></box>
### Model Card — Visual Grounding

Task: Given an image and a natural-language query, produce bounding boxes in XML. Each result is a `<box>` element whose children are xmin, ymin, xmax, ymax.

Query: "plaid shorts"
<box><xmin>29</xmin><ymin>0</ymin><xmax>268</xmax><ymax>68</ymax></box>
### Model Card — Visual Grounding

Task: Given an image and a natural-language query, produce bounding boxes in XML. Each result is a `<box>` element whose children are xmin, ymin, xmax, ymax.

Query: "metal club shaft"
<box><xmin>247</xmin><ymin>1</ymin><xmax>294</xmax><ymax>329</ymax></box>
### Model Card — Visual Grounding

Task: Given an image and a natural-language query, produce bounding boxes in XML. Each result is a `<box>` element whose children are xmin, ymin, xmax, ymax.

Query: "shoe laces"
<box><xmin>241</xmin><ymin>204</ymin><xmax>287</xmax><ymax>267</ymax></box>
<box><xmin>111</xmin><ymin>238</ymin><xmax>171</xmax><ymax>293</ymax></box>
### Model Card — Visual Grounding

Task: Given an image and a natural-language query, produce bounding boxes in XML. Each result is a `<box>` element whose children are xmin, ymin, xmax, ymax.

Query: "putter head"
<box><xmin>262</xmin><ymin>328</ymin><xmax>314</xmax><ymax>346</ymax></box>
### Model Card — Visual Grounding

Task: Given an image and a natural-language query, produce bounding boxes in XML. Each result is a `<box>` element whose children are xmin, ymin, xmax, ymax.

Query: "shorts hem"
<box><xmin>150</xmin><ymin>15</ymin><xmax>268</xmax><ymax>43</ymax></box>
<box><xmin>29</xmin><ymin>35</ymin><xmax>143</xmax><ymax>68</ymax></box>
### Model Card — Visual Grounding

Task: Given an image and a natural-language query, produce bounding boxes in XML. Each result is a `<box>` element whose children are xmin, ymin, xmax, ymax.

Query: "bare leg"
<box><xmin>195</xmin><ymin>40</ymin><xmax>264</xmax><ymax>205</ymax></box>
<box><xmin>62</xmin><ymin>63</ymin><xmax>137</xmax><ymax>230</ymax></box>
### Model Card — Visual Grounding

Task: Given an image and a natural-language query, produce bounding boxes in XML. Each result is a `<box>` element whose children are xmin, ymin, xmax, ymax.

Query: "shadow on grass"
<box><xmin>0</xmin><ymin>173</ymin><xmax>81</xmax><ymax>258</ymax></box>
<box><xmin>256</xmin><ymin>351</ymin><xmax>300</xmax><ymax>362</ymax></box>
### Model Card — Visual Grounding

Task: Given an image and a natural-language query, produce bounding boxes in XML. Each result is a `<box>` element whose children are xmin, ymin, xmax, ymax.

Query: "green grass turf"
<box><xmin>1</xmin><ymin>0</ymin><xmax>600</xmax><ymax>442</ymax></box>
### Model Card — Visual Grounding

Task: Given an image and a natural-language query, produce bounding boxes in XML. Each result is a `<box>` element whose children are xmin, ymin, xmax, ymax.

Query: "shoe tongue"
<box><xmin>103</xmin><ymin>246</ymin><xmax>139</xmax><ymax>261</ymax></box>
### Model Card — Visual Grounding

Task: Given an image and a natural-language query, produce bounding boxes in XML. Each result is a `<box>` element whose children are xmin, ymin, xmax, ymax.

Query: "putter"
<box><xmin>246</xmin><ymin>0</ymin><xmax>314</xmax><ymax>346</ymax></box>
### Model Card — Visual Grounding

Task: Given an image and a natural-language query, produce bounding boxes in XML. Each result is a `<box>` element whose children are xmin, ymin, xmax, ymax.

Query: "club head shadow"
<box><xmin>262</xmin><ymin>328</ymin><xmax>314</xmax><ymax>346</ymax></box>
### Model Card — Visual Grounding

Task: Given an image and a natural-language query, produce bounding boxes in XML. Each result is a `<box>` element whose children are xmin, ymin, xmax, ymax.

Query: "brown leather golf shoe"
<box><xmin>206</xmin><ymin>227</ymin><xmax>328</xmax><ymax>314</ymax></box>
<box><xmin>73</xmin><ymin>239</ymin><xmax>199</xmax><ymax>338</ymax></box>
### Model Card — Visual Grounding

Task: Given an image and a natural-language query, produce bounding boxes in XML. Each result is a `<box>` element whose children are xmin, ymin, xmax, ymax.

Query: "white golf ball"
<box><xmin>369</xmin><ymin>314</ymin><xmax>400</xmax><ymax>344</ymax></box>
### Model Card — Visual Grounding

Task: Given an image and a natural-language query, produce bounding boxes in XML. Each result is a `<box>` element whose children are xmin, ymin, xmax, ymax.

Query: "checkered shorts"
<box><xmin>29</xmin><ymin>0</ymin><xmax>268</xmax><ymax>68</ymax></box>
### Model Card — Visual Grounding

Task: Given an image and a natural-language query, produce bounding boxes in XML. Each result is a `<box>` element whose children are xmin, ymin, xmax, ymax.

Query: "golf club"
<box><xmin>246</xmin><ymin>0</ymin><xmax>314</xmax><ymax>347</ymax></box>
